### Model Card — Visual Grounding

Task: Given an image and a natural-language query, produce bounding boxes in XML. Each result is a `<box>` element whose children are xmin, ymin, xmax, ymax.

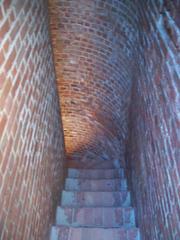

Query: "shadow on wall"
<box><xmin>59</xmin><ymin>89</ymin><xmax>130</xmax><ymax>168</ymax></box>
<box><xmin>67</xmin><ymin>152</ymin><xmax>120</xmax><ymax>170</ymax></box>
<box><xmin>63</xmin><ymin>114</ymin><xmax>125</xmax><ymax>169</ymax></box>
<box><xmin>48</xmin><ymin>0</ymin><xmax>139</xmax><ymax>171</ymax></box>
<box><xmin>125</xmin><ymin>1</ymin><xmax>180</xmax><ymax>239</ymax></box>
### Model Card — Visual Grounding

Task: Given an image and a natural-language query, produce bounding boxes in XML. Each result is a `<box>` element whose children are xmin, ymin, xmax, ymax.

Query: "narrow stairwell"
<box><xmin>50</xmin><ymin>167</ymin><xmax>140</xmax><ymax>240</ymax></box>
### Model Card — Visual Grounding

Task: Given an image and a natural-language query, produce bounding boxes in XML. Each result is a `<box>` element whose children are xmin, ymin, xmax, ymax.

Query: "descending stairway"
<box><xmin>50</xmin><ymin>168</ymin><xmax>140</xmax><ymax>240</ymax></box>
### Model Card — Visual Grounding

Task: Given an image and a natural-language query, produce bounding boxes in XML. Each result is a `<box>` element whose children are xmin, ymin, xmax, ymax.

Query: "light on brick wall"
<box><xmin>62</xmin><ymin>115</ymin><xmax>95</xmax><ymax>154</ymax></box>
<box><xmin>49</xmin><ymin>0</ymin><xmax>137</xmax><ymax>167</ymax></box>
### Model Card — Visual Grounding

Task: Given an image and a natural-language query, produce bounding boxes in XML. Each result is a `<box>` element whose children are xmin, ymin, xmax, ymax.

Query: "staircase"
<box><xmin>50</xmin><ymin>167</ymin><xmax>140</xmax><ymax>240</ymax></box>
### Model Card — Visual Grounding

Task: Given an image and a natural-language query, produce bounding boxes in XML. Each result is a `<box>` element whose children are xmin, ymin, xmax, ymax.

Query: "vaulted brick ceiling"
<box><xmin>48</xmin><ymin>0</ymin><xmax>139</xmax><ymax>167</ymax></box>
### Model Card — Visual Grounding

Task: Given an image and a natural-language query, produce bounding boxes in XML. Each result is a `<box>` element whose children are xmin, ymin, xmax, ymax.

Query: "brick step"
<box><xmin>67</xmin><ymin>168</ymin><xmax>125</xmax><ymax>179</ymax></box>
<box><xmin>50</xmin><ymin>226</ymin><xmax>140</xmax><ymax>240</ymax></box>
<box><xmin>61</xmin><ymin>191</ymin><xmax>131</xmax><ymax>207</ymax></box>
<box><xmin>56</xmin><ymin>206</ymin><xmax>135</xmax><ymax>228</ymax></box>
<box><xmin>65</xmin><ymin>178</ymin><xmax>127</xmax><ymax>191</ymax></box>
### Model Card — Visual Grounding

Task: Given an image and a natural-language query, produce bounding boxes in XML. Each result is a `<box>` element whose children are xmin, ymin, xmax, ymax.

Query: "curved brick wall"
<box><xmin>0</xmin><ymin>1</ymin><xmax>65</xmax><ymax>239</ymax></box>
<box><xmin>126</xmin><ymin>1</ymin><xmax>180</xmax><ymax>239</ymax></box>
<box><xmin>49</xmin><ymin>0</ymin><xmax>139</xmax><ymax>168</ymax></box>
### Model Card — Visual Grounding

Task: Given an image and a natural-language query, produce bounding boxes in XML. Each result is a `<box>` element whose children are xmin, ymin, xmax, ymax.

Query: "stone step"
<box><xmin>67</xmin><ymin>168</ymin><xmax>125</xmax><ymax>179</ymax></box>
<box><xmin>67</xmin><ymin>161</ymin><xmax>117</xmax><ymax>170</ymax></box>
<box><xmin>65</xmin><ymin>178</ymin><xmax>127</xmax><ymax>191</ymax></box>
<box><xmin>56</xmin><ymin>206</ymin><xmax>135</xmax><ymax>228</ymax></box>
<box><xmin>61</xmin><ymin>191</ymin><xmax>131</xmax><ymax>207</ymax></box>
<box><xmin>50</xmin><ymin>226</ymin><xmax>140</xmax><ymax>240</ymax></box>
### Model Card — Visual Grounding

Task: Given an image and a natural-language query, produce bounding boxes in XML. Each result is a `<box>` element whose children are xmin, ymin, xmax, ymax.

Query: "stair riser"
<box><xmin>61</xmin><ymin>191</ymin><xmax>131</xmax><ymax>207</ymax></box>
<box><xmin>68</xmin><ymin>169</ymin><xmax>125</xmax><ymax>179</ymax></box>
<box><xmin>56</xmin><ymin>207</ymin><xmax>135</xmax><ymax>227</ymax></box>
<box><xmin>65</xmin><ymin>179</ymin><xmax>127</xmax><ymax>191</ymax></box>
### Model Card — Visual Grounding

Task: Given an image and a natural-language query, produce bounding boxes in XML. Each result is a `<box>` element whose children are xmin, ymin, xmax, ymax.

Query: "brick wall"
<box><xmin>48</xmin><ymin>0</ymin><xmax>139</xmax><ymax>168</ymax></box>
<box><xmin>0</xmin><ymin>0</ymin><xmax>65</xmax><ymax>239</ymax></box>
<box><xmin>126</xmin><ymin>1</ymin><xmax>180</xmax><ymax>239</ymax></box>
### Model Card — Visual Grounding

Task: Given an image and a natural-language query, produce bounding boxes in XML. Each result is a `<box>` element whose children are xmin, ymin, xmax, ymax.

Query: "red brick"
<box><xmin>0</xmin><ymin>50</ymin><xmax>5</xmax><ymax>65</ymax></box>
<box><xmin>4</xmin><ymin>49</ymin><xmax>16</xmax><ymax>71</ymax></box>
<box><xmin>0</xmin><ymin>114</ymin><xmax>7</xmax><ymax>136</ymax></box>
<box><xmin>126</xmin><ymin>2</ymin><xmax>179</xmax><ymax>240</ymax></box>
<box><xmin>0</xmin><ymin>1</ymin><xmax>65</xmax><ymax>240</ymax></box>
<box><xmin>0</xmin><ymin>7</ymin><xmax>3</xmax><ymax>20</ymax></box>
<box><xmin>0</xmin><ymin>0</ymin><xmax>178</xmax><ymax>240</ymax></box>
<box><xmin>2</xmin><ymin>0</ymin><xmax>12</xmax><ymax>12</ymax></box>
<box><xmin>0</xmin><ymin>19</ymin><xmax>10</xmax><ymax>40</ymax></box>
<box><xmin>48</xmin><ymin>1</ymin><xmax>179</xmax><ymax>240</ymax></box>
<box><xmin>2</xmin><ymin>38</ymin><xmax>10</xmax><ymax>53</ymax></box>
<box><xmin>0</xmin><ymin>79</ymin><xmax>12</xmax><ymax>109</ymax></box>
<box><xmin>0</xmin><ymin>71</ymin><xmax>5</xmax><ymax>89</ymax></box>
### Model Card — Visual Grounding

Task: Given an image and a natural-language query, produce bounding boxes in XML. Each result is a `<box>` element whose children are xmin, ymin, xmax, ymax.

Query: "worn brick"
<box><xmin>0</xmin><ymin>114</ymin><xmax>7</xmax><ymax>136</ymax></box>
<box><xmin>0</xmin><ymin>0</ymin><xmax>65</xmax><ymax>239</ymax></box>
<box><xmin>0</xmin><ymin>0</ymin><xmax>179</xmax><ymax>239</ymax></box>
<box><xmin>48</xmin><ymin>0</ymin><xmax>139</xmax><ymax>168</ymax></box>
<box><xmin>126</xmin><ymin>1</ymin><xmax>180</xmax><ymax>240</ymax></box>
<box><xmin>0</xmin><ymin>19</ymin><xmax>10</xmax><ymax>40</ymax></box>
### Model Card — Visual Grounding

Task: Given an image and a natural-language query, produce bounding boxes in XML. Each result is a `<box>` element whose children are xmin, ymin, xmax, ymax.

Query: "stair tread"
<box><xmin>61</xmin><ymin>190</ymin><xmax>131</xmax><ymax>207</ymax></box>
<box><xmin>66</xmin><ymin>177</ymin><xmax>125</xmax><ymax>180</ymax></box>
<box><xmin>56</xmin><ymin>206</ymin><xmax>135</xmax><ymax>227</ymax></box>
<box><xmin>68</xmin><ymin>168</ymin><xmax>125</xmax><ymax>179</ymax></box>
<box><xmin>57</xmin><ymin>206</ymin><xmax>134</xmax><ymax>209</ymax></box>
<box><xmin>55</xmin><ymin>225</ymin><xmax>137</xmax><ymax>229</ymax></box>
<box><xmin>65</xmin><ymin>178</ymin><xmax>127</xmax><ymax>191</ymax></box>
<box><xmin>52</xmin><ymin>226</ymin><xmax>140</xmax><ymax>240</ymax></box>
<box><xmin>62</xmin><ymin>190</ymin><xmax>129</xmax><ymax>193</ymax></box>
<box><xmin>67</xmin><ymin>176</ymin><xmax>125</xmax><ymax>179</ymax></box>
<box><xmin>68</xmin><ymin>168</ymin><xmax>124</xmax><ymax>171</ymax></box>
<box><xmin>50</xmin><ymin>167</ymin><xmax>140</xmax><ymax>240</ymax></box>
